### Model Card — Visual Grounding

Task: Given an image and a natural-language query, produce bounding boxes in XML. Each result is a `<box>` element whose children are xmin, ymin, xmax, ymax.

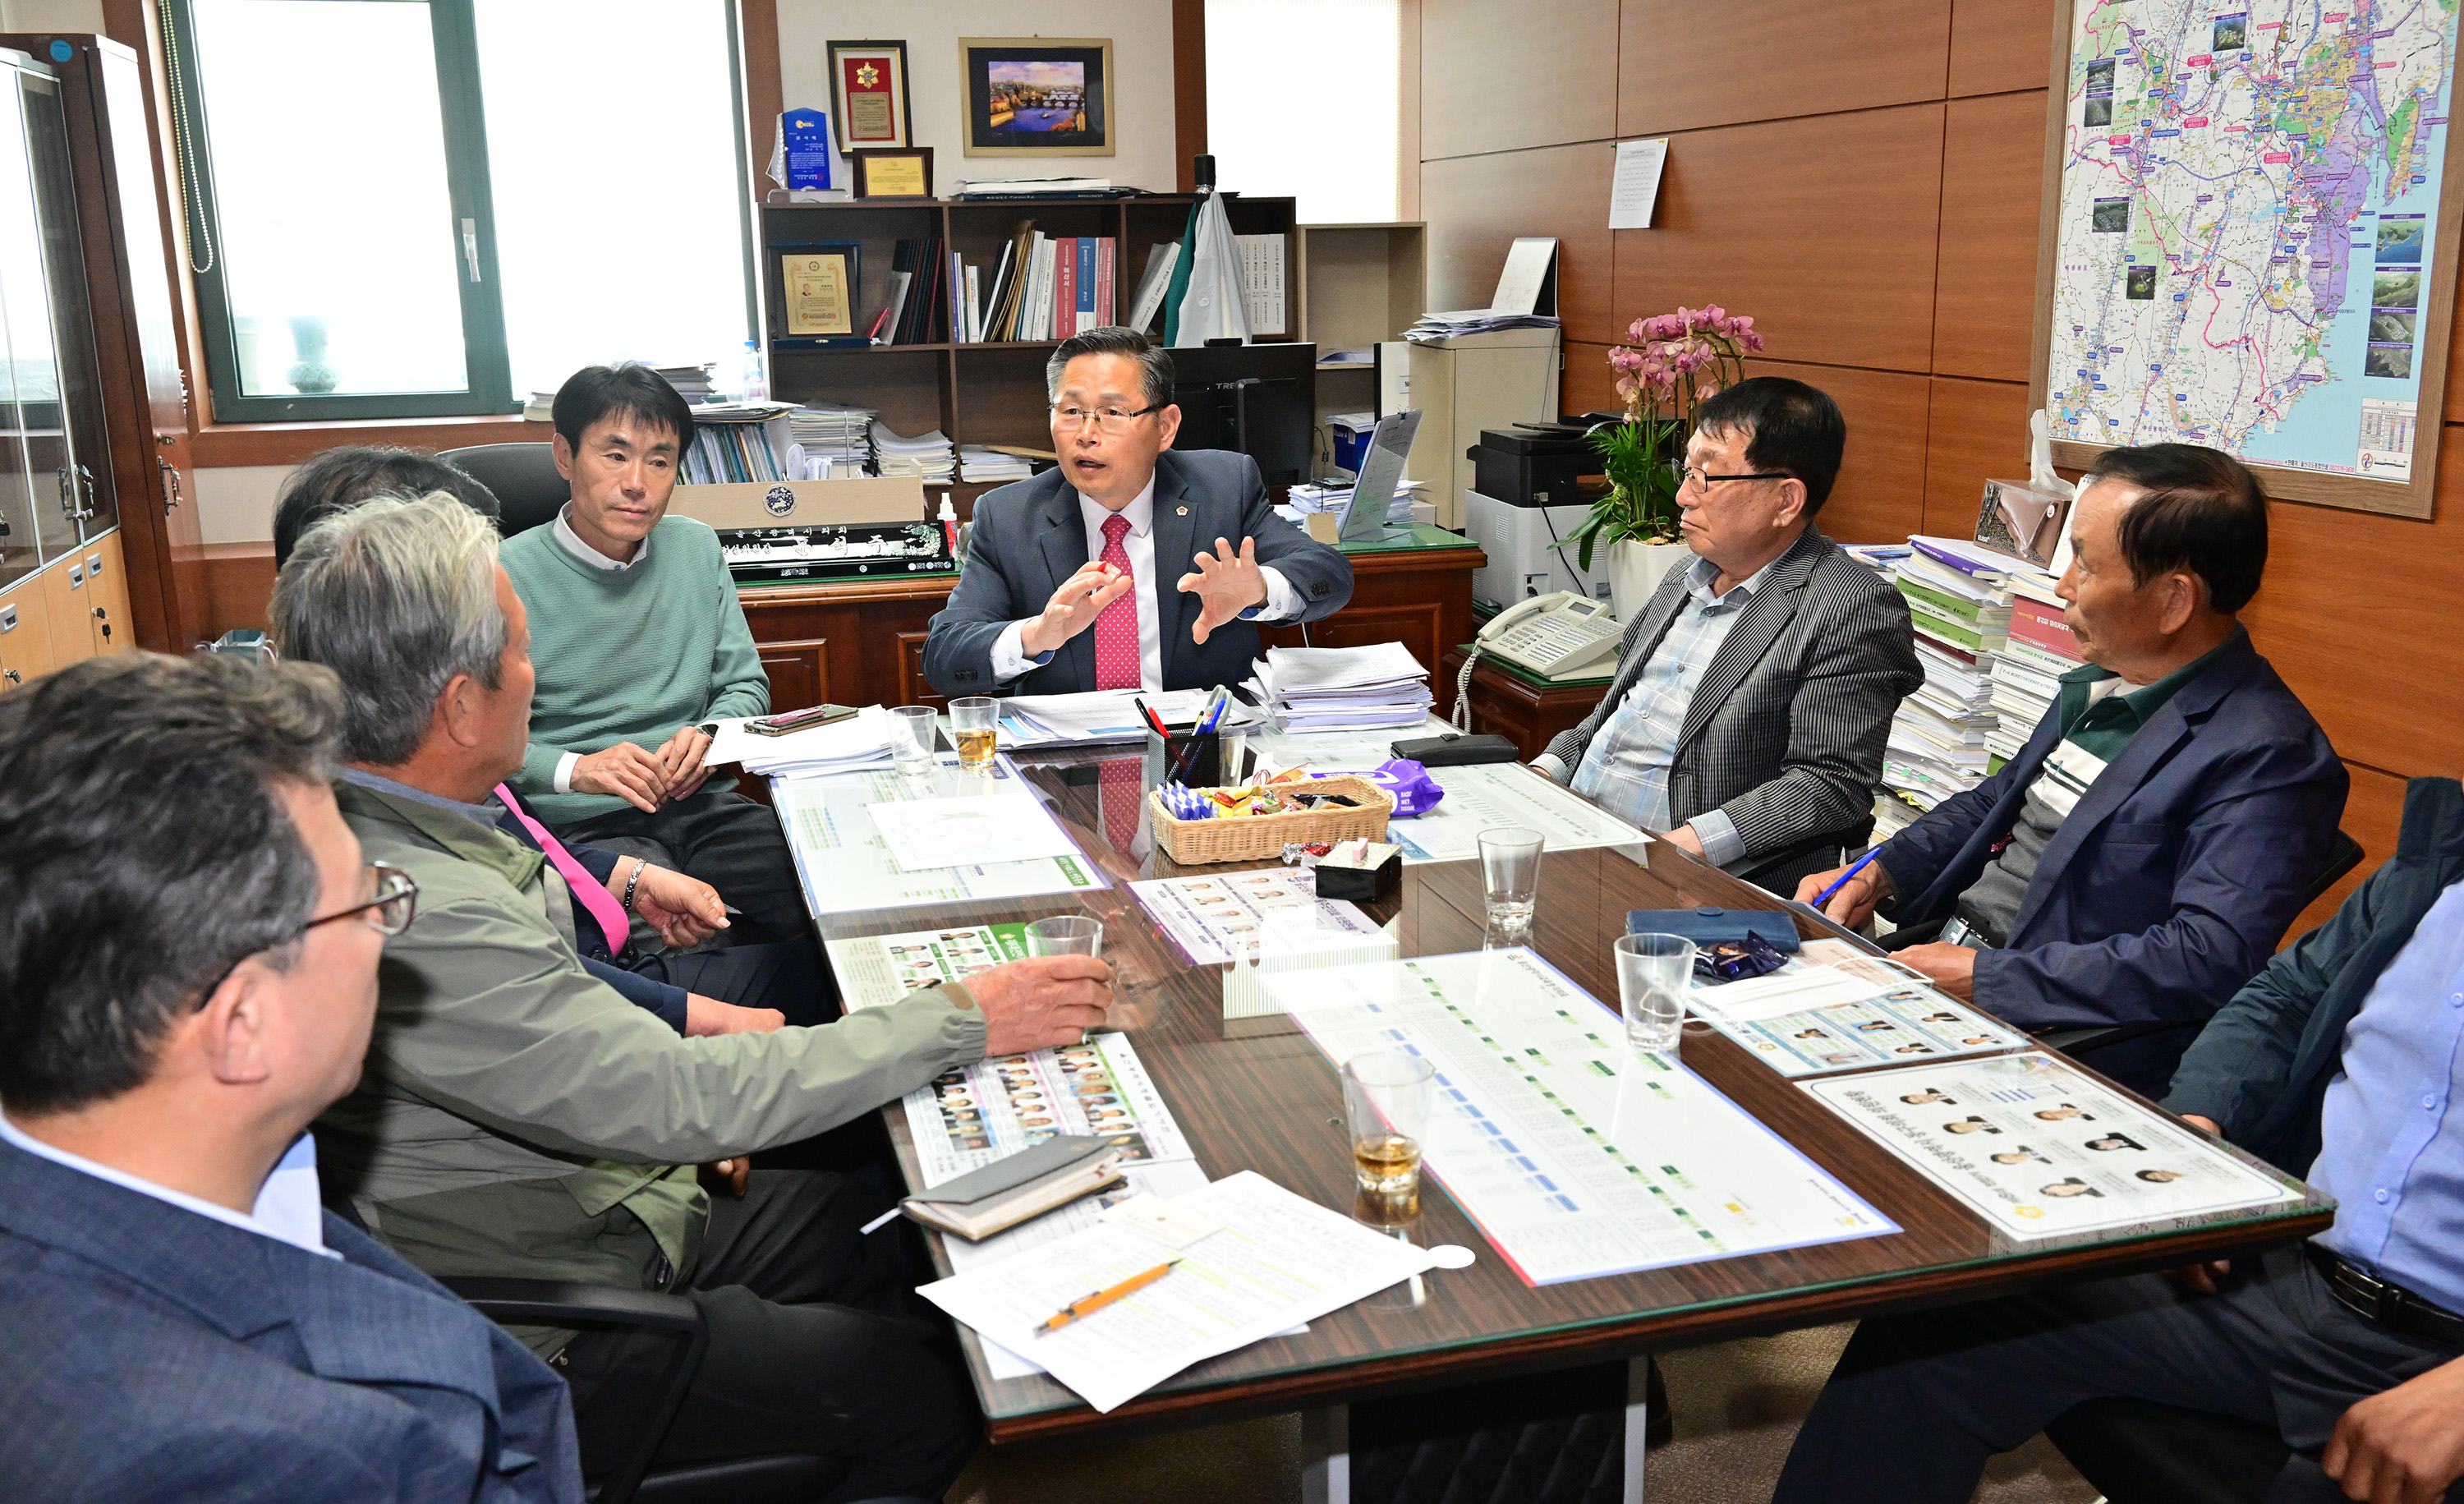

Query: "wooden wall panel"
<box><xmin>1745</xmin><ymin>359</ymin><xmax>1932</xmax><ymax>545</ymax></box>
<box><xmin>1932</xmin><ymin>91</ymin><xmax>2047</xmax><ymax>383</ymax></box>
<box><xmin>1423</xmin><ymin>145</ymin><xmax>1616</xmax><ymax>337</ymax></box>
<box><xmin>1616</xmin><ymin>0</ymin><xmax>1951</xmax><ymax>138</ymax></box>
<box><xmin>1562</xmin><ymin>342</ymin><xmax>1624</xmax><ymax>417</ymax></box>
<box><xmin>2240</xmin><ymin>473</ymin><xmax>2464</xmax><ymax>780</ymax></box>
<box><xmin>1421</xmin><ymin>0</ymin><xmax>1617</xmax><ymax>160</ymax></box>
<box><xmin>2443</xmin><ymin>294</ymin><xmax>2464</xmax><ymax>422</ymax></box>
<box><xmin>1948</xmin><ymin>0</ymin><xmax>2055</xmax><ymax>99</ymax></box>
<box><xmin>1611</xmin><ymin>105</ymin><xmax>1945</xmax><ymax>373</ymax></box>
<box><xmin>1921</xmin><ymin>377</ymin><xmax>2030</xmax><ymax>535</ymax></box>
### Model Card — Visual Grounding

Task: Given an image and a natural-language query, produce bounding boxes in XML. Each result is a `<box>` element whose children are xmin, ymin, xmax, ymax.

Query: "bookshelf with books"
<box><xmin>759</xmin><ymin>195</ymin><xmax>1297</xmax><ymax>516</ymax></box>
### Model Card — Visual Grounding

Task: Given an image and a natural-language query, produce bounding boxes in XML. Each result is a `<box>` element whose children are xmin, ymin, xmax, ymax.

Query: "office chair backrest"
<box><xmin>438</xmin><ymin>443</ymin><xmax>568</xmax><ymax>537</ymax></box>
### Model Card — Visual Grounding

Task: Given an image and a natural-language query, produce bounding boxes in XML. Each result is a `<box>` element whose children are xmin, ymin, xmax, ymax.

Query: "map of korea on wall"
<box><xmin>2045</xmin><ymin>0</ymin><xmax>2462</xmax><ymax>511</ymax></box>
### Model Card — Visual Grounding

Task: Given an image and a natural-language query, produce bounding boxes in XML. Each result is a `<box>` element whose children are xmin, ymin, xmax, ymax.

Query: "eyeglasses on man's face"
<box><xmin>1050</xmin><ymin>402</ymin><xmax>1161</xmax><ymax>434</ymax></box>
<box><xmin>189</xmin><ymin>862</ymin><xmax>420</xmax><ymax>1011</ymax></box>
<box><xmin>1677</xmin><ymin>464</ymin><xmax>1791</xmax><ymax>494</ymax></box>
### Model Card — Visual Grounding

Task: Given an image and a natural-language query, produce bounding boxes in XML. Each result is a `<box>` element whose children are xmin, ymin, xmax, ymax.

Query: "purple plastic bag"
<box><xmin>1368</xmin><ymin>759</ymin><xmax>1445</xmax><ymax>818</ymax></box>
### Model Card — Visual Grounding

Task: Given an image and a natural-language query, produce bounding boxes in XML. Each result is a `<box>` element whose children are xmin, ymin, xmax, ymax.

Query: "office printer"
<box><xmin>1466</xmin><ymin>425</ymin><xmax>1610</xmax><ymax>508</ymax></box>
<box><xmin>665</xmin><ymin>476</ymin><xmax>957</xmax><ymax>584</ymax></box>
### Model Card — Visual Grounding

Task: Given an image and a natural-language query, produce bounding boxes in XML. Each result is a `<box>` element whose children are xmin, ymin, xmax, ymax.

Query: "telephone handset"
<box><xmin>1475</xmin><ymin>591</ymin><xmax>1623</xmax><ymax>680</ymax></box>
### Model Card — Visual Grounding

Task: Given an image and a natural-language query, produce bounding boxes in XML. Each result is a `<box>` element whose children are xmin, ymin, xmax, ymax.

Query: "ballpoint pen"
<box><xmin>1809</xmin><ymin>846</ymin><xmax>1883</xmax><ymax>911</ymax></box>
<box><xmin>1034</xmin><ymin>1258</ymin><xmax>1180</xmax><ymax>1336</ymax></box>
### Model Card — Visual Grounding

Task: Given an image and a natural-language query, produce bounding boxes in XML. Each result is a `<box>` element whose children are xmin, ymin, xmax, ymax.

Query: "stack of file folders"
<box><xmin>710</xmin><ymin>706</ymin><xmax>896</xmax><ymax>780</ymax></box>
<box><xmin>1404</xmin><ymin>308</ymin><xmax>1561</xmax><ymax>343</ymax></box>
<box><xmin>870</xmin><ymin>422</ymin><xmax>956</xmax><ymax>485</ymax></box>
<box><xmin>995</xmin><ymin>688</ymin><xmax>1266</xmax><ymax>750</ymax></box>
<box><xmin>786</xmin><ymin>402</ymin><xmax>876</xmax><ymax>479</ymax></box>
<box><xmin>1867</xmin><ymin>538</ymin><xmax>2013</xmax><ymax>839</ymax></box>
<box><xmin>1248</xmin><ymin>643</ymin><xmax>1434</xmax><ymax>732</ymax></box>
<box><xmin>655</xmin><ymin>364</ymin><xmax>715</xmax><ymax>402</ymax></box>
<box><xmin>681</xmin><ymin>404</ymin><xmax>794</xmax><ymax>485</ymax></box>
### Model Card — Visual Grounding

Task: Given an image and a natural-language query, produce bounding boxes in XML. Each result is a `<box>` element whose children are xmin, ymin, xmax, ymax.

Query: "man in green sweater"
<box><xmin>501</xmin><ymin>364</ymin><xmax>808</xmax><ymax>943</ymax></box>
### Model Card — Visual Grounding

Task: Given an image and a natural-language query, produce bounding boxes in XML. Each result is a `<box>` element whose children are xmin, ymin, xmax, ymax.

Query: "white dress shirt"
<box><xmin>988</xmin><ymin>476</ymin><xmax>1303</xmax><ymax>691</ymax></box>
<box><xmin>550</xmin><ymin>503</ymin><xmax>648</xmax><ymax>791</ymax></box>
<box><xmin>0</xmin><ymin>1113</ymin><xmax>336</xmax><ymax>1258</ymax></box>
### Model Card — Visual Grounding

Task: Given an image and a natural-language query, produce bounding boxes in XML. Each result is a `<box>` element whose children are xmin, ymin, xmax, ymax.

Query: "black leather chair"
<box><xmin>439</xmin><ymin>442</ymin><xmax>568</xmax><ymax>537</ymax></box>
<box><xmin>1736</xmin><ymin>821</ymin><xmax>1873</xmax><ymax>897</ymax></box>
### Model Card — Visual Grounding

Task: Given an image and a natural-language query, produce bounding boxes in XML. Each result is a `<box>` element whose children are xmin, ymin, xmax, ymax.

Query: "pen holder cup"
<box><xmin>1146</xmin><ymin>729</ymin><xmax>1225</xmax><ymax>789</ymax></box>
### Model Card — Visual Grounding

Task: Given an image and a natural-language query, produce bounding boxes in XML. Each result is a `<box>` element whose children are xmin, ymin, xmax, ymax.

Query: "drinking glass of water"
<box><xmin>890</xmin><ymin>705</ymin><xmax>937</xmax><ymax>775</ymax></box>
<box><xmin>1616</xmin><ymin>932</ymin><xmax>1695</xmax><ymax>1054</ymax></box>
<box><xmin>1024</xmin><ymin>915</ymin><xmax>1103</xmax><ymax>957</ymax></box>
<box><xmin>1478</xmin><ymin>827</ymin><xmax>1545</xmax><ymax>941</ymax></box>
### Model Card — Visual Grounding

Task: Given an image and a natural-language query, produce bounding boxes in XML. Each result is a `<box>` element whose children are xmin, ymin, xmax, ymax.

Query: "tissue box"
<box><xmin>1312</xmin><ymin>840</ymin><xmax>1402</xmax><ymax>902</ymax></box>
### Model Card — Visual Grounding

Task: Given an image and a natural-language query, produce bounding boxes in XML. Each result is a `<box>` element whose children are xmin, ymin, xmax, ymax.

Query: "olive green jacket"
<box><xmin>321</xmin><ymin>780</ymin><xmax>986</xmax><ymax>1350</ymax></box>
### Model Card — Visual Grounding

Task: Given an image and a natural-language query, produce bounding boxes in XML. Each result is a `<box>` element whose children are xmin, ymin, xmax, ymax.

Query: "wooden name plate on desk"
<box><xmin>667</xmin><ymin>475</ymin><xmax>928</xmax><ymax>528</ymax></box>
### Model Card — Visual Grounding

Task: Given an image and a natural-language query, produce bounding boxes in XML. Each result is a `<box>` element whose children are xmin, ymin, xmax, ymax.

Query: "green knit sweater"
<box><xmin>501</xmin><ymin>515</ymin><xmax>770</xmax><ymax>822</ymax></box>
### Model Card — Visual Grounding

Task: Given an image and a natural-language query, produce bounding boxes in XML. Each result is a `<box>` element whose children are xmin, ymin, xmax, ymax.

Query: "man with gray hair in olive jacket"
<box><xmin>274</xmin><ymin>493</ymin><xmax>1113</xmax><ymax>1502</ymax></box>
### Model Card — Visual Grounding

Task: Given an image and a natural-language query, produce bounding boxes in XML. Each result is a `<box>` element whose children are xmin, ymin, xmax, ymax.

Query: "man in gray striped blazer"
<box><xmin>1535</xmin><ymin>378</ymin><xmax>1920</xmax><ymax>892</ymax></box>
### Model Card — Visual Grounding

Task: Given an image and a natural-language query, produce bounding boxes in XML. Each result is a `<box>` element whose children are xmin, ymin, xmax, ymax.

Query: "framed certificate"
<box><xmin>776</xmin><ymin>244</ymin><xmax>858</xmax><ymax>338</ymax></box>
<box><xmin>852</xmin><ymin>147</ymin><xmax>933</xmax><ymax>200</ymax></box>
<box><xmin>827</xmin><ymin>39</ymin><xmax>913</xmax><ymax>153</ymax></box>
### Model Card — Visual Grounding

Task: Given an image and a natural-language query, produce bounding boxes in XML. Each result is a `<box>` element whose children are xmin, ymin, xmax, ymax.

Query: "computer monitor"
<box><xmin>1165</xmin><ymin>341</ymin><xmax>1317</xmax><ymax>489</ymax></box>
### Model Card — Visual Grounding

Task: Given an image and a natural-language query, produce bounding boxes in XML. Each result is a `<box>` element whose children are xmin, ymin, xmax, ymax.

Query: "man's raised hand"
<box><xmin>1020</xmin><ymin>562</ymin><xmax>1135</xmax><ymax>658</ymax></box>
<box><xmin>1176</xmin><ymin>536</ymin><xmax>1268</xmax><ymax>646</ymax></box>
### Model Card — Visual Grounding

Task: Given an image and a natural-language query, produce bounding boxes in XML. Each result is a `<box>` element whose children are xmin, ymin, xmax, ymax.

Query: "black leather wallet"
<box><xmin>1391</xmin><ymin>732</ymin><xmax>1522</xmax><ymax>766</ymax></box>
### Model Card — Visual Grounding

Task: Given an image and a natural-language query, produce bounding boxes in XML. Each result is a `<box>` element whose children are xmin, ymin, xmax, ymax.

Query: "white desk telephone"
<box><xmin>1476</xmin><ymin>591</ymin><xmax>1623</xmax><ymax>680</ymax></box>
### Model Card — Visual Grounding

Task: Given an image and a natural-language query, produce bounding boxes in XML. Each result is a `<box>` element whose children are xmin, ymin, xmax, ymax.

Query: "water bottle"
<box><xmin>739</xmin><ymin>339</ymin><xmax>769</xmax><ymax>403</ymax></box>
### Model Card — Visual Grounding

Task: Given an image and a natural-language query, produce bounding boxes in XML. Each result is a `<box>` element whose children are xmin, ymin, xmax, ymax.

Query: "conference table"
<box><xmin>793</xmin><ymin>741</ymin><xmax>2330</xmax><ymax>1498</ymax></box>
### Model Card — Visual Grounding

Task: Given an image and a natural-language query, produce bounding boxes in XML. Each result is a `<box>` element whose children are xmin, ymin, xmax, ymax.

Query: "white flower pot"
<box><xmin>1607</xmin><ymin>539</ymin><xmax>1689</xmax><ymax>621</ymax></box>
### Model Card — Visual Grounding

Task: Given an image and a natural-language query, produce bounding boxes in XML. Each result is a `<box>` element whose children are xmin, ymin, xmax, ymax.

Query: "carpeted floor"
<box><xmin>945</xmin><ymin>1323</ymin><xmax>2101</xmax><ymax>1503</ymax></box>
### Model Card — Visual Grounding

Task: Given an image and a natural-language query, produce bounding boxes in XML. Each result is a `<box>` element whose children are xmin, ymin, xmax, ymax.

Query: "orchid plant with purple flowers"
<box><xmin>1569</xmin><ymin>303</ymin><xmax>1767</xmax><ymax>569</ymax></box>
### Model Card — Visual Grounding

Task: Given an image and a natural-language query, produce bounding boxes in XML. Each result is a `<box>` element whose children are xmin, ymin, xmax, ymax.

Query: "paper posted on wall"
<box><xmin>1801</xmin><ymin>1053</ymin><xmax>2305</xmax><ymax>1240</ymax></box>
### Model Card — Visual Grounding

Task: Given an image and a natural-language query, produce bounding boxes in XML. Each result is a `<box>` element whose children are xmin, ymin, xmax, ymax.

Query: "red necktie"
<box><xmin>497</xmin><ymin>783</ymin><xmax>632</xmax><ymax>955</ymax></box>
<box><xmin>1093</xmin><ymin>513</ymin><xmax>1141</xmax><ymax>692</ymax></box>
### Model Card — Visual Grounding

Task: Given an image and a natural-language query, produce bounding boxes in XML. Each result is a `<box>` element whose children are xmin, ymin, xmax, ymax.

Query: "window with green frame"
<box><xmin>161</xmin><ymin>0</ymin><xmax>759</xmax><ymax>423</ymax></box>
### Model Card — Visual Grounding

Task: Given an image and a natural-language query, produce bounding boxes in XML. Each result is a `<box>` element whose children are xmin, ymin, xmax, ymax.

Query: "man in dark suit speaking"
<box><xmin>924</xmin><ymin>327</ymin><xmax>1353</xmax><ymax>696</ymax></box>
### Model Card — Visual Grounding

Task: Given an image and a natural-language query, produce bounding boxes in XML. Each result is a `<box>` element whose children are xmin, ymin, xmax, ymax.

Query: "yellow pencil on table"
<box><xmin>1034</xmin><ymin>1258</ymin><xmax>1180</xmax><ymax>1336</ymax></box>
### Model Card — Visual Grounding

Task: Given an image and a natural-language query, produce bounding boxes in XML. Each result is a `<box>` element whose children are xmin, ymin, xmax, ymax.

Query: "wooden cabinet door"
<box><xmin>759</xmin><ymin>637</ymin><xmax>830</xmax><ymax>713</ymax></box>
<box><xmin>896</xmin><ymin>632</ymin><xmax>948</xmax><ymax>710</ymax></box>
<box><xmin>0</xmin><ymin>577</ymin><xmax>57</xmax><ymax>689</ymax></box>
<box><xmin>79</xmin><ymin>531</ymin><xmax>133</xmax><ymax>655</ymax></box>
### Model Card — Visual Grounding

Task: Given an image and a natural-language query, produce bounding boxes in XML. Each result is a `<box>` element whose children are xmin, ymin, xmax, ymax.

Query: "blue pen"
<box><xmin>1809</xmin><ymin>846</ymin><xmax>1883</xmax><ymax>910</ymax></box>
<box><xmin>1197</xmin><ymin>687</ymin><xmax>1230</xmax><ymax>737</ymax></box>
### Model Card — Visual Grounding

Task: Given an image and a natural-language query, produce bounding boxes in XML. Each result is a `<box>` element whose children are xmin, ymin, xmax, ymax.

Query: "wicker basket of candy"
<box><xmin>1147</xmin><ymin>775</ymin><xmax>1394</xmax><ymax>865</ymax></box>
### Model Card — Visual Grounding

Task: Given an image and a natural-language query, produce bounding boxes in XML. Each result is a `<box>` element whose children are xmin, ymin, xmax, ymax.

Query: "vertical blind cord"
<box><xmin>155</xmin><ymin>3</ymin><xmax>215</xmax><ymax>275</ymax></box>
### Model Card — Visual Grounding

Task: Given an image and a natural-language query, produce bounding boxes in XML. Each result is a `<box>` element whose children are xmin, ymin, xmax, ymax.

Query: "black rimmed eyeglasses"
<box><xmin>189</xmin><ymin>862</ymin><xmax>419</xmax><ymax>1010</ymax></box>
<box><xmin>1678</xmin><ymin>465</ymin><xmax>1791</xmax><ymax>493</ymax></box>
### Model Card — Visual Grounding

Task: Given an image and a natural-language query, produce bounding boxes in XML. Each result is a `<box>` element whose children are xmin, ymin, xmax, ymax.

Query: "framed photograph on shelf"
<box><xmin>959</xmin><ymin>37</ymin><xmax>1113</xmax><ymax>157</ymax></box>
<box><xmin>770</xmin><ymin>241</ymin><xmax>862</xmax><ymax>345</ymax></box>
<box><xmin>852</xmin><ymin>148</ymin><xmax>934</xmax><ymax>200</ymax></box>
<box><xmin>827</xmin><ymin>39</ymin><xmax>913</xmax><ymax>153</ymax></box>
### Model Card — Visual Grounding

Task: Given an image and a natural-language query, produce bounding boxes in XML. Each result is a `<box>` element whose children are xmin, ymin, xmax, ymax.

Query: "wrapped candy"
<box><xmin>1366</xmin><ymin>759</ymin><xmax>1446</xmax><ymax>819</ymax></box>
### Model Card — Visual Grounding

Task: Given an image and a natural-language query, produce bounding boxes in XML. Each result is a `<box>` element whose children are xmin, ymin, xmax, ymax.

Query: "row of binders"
<box><xmin>681</xmin><ymin>405</ymin><xmax>794</xmax><ymax>485</ymax></box>
<box><xmin>960</xmin><ymin>223</ymin><xmax>1119</xmax><ymax>343</ymax></box>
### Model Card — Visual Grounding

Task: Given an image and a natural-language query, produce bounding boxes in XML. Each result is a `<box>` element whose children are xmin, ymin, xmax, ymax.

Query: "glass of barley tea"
<box><xmin>949</xmin><ymin>697</ymin><xmax>1000</xmax><ymax>772</ymax></box>
<box><xmin>1344</xmin><ymin>1051</ymin><xmax>1437</xmax><ymax>1207</ymax></box>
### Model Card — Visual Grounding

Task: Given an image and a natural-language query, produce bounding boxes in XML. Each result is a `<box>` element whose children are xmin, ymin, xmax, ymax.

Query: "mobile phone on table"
<box><xmin>744</xmin><ymin>704</ymin><xmax>860</xmax><ymax>737</ymax></box>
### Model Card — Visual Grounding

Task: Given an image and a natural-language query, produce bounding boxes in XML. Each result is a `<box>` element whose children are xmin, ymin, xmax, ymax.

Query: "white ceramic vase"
<box><xmin>1606</xmin><ymin>539</ymin><xmax>1689</xmax><ymax>620</ymax></box>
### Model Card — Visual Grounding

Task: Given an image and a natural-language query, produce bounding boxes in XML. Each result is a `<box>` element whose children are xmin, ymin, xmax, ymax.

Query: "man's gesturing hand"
<box><xmin>1177</xmin><ymin>536</ymin><xmax>1269</xmax><ymax>646</ymax></box>
<box><xmin>627</xmin><ymin>862</ymin><xmax>729</xmax><ymax>949</ymax></box>
<box><xmin>963</xmin><ymin>954</ymin><xmax>1115</xmax><ymax>1055</ymax></box>
<box><xmin>1019</xmin><ymin>562</ymin><xmax>1135</xmax><ymax>658</ymax></box>
<box><xmin>655</xmin><ymin>724</ymin><xmax>716</xmax><ymax>802</ymax></box>
<box><xmin>572</xmin><ymin>742</ymin><xmax>668</xmax><ymax>813</ymax></box>
<box><xmin>2323</xmin><ymin>1354</ymin><xmax>2464</xmax><ymax>1504</ymax></box>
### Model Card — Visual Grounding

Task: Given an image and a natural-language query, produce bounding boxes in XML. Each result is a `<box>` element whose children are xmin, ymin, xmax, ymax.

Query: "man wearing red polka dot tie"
<box><xmin>923</xmin><ymin>328</ymin><xmax>1354</xmax><ymax>698</ymax></box>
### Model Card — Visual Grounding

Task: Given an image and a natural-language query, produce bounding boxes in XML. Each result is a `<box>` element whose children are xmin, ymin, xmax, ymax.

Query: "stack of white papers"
<box><xmin>787</xmin><ymin>402</ymin><xmax>876</xmax><ymax>480</ymax></box>
<box><xmin>870</xmin><ymin>421</ymin><xmax>957</xmax><ymax>485</ymax></box>
<box><xmin>918</xmin><ymin>1171</ymin><xmax>1439</xmax><ymax>1413</ymax></box>
<box><xmin>996</xmin><ymin>688</ymin><xmax>1266</xmax><ymax>749</ymax></box>
<box><xmin>1404</xmin><ymin>308</ymin><xmax>1561</xmax><ymax>343</ymax></box>
<box><xmin>866</xmin><ymin>793</ymin><xmax>1083</xmax><ymax>872</ymax></box>
<box><xmin>1250</xmin><ymin>643</ymin><xmax>1434</xmax><ymax>732</ymax></box>
<box><xmin>702</xmin><ymin>705</ymin><xmax>895</xmax><ymax>778</ymax></box>
<box><xmin>958</xmin><ymin>446</ymin><xmax>1033</xmax><ymax>483</ymax></box>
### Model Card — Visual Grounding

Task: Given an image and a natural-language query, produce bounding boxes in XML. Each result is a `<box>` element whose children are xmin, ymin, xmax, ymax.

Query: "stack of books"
<box><xmin>869</xmin><ymin>421</ymin><xmax>955</xmax><ymax>485</ymax></box>
<box><xmin>875</xmin><ymin>238</ymin><xmax>949</xmax><ymax>345</ymax></box>
<box><xmin>522</xmin><ymin>389</ymin><xmax>557</xmax><ymax>422</ymax></box>
<box><xmin>1988</xmin><ymin>573</ymin><xmax>2086</xmax><ymax>764</ymax></box>
<box><xmin>655</xmin><ymin>364</ymin><xmax>715</xmax><ymax>402</ymax></box>
<box><xmin>785</xmin><ymin>402</ymin><xmax>876</xmax><ymax>479</ymax></box>
<box><xmin>1867</xmin><ymin>538</ymin><xmax>2017</xmax><ymax>839</ymax></box>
